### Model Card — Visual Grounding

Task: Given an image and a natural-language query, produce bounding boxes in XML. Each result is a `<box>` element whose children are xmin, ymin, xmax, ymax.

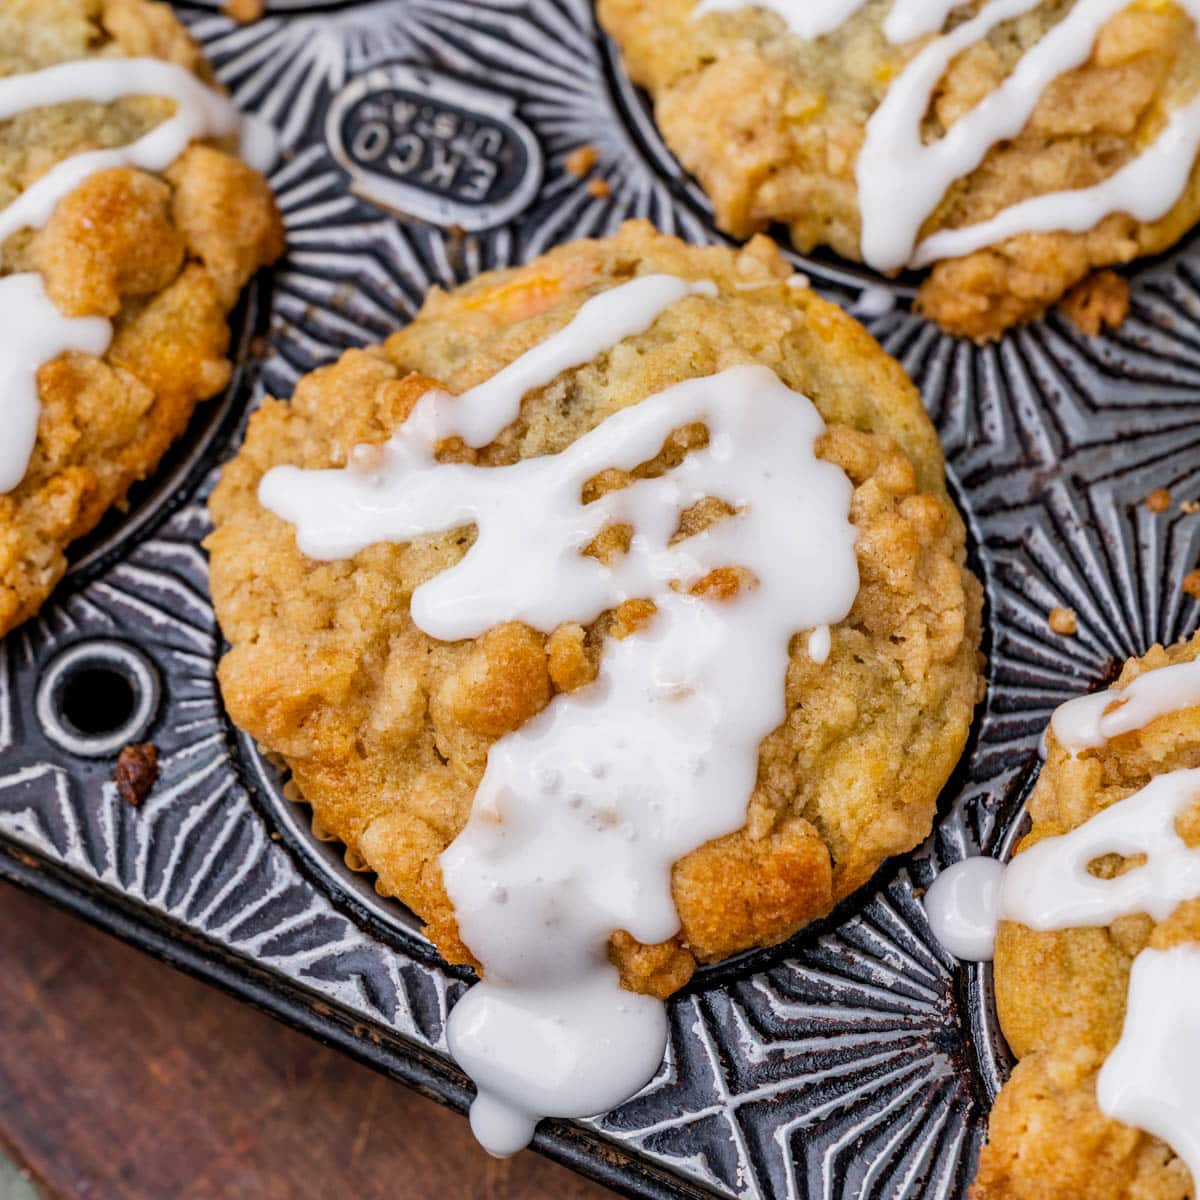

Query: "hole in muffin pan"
<box><xmin>36</xmin><ymin>640</ymin><xmax>161</xmax><ymax>759</ymax></box>
<box><xmin>62</xmin><ymin>667</ymin><xmax>135</xmax><ymax>736</ymax></box>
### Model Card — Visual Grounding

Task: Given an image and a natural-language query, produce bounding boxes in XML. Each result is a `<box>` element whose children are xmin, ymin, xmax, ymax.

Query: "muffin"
<box><xmin>973</xmin><ymin>636</ymin><xmax>1200</xmax><ymax>1200</ymax></box>
<box><xmin>208</xmin><ymin>220</ymin><xmax>984</xmax><ymax>998</ymax></box>
<box><xmin>599</xmin><ymin>0</ymin><xmax>1200</xmax><ymax>340</ymax></box>
<box><xmin>0</xmin><ymin>0</ymin><xmax>284</xmax><ymax>637</ymax></box>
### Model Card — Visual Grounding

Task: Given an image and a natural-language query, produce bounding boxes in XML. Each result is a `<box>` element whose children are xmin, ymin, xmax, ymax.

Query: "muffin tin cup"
<box><xmin>5</xmin><ymin>2</ymin><xmax>1200</xmax><ymax>1196</ymax></box>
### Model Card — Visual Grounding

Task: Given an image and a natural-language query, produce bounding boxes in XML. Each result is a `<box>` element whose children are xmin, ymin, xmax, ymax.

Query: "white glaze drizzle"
<box><xmin>883</xmin><ymin>0</ymin><xmax>970</xmax><ymax>43</ymax></box>
<box><xmin>1052</xmin><ymin>658</ymin><xmax>1200</xmax><ymax>753</ymax></box>
<box><xmin>0</xmin><ymin>58</ymin><xmax>260</xmax><ymax>493</ymax></box>
<box><xmin>1002</xmin><ymin>766</ymin><xmax>1200</xmax><ymax>929</ymax></box>
<box><xmin>404</xmin><ymin>275</ymin><xmax>716</xmax><ymax>453</ymax></box>
<box><xmin>0</xmin><ymin>59</ymin><xmax>250</xmax><ymax>245</ymax></box>
<box><xmin>807</xmin><ymin>624</ymin><xmax>832</xmax><ymax>664</ymax></box>
<box><xmin>924</xmin><ymin>764</ymin><xmax>1200</xmax><ymax>957</ymax></box>
<box><xmin>926</xmin><ymin>657</ymin><xmax>1200</xmax><ymax>952</ymax></box>
<box><xmin>1049</xmin><ymin>688</ymin><xmax>1118</xmax><ymax>751</ymax></box>
<box><xmin>691</xmin><ymin>0</ymin><xmax>1200</xmax><ymax>276</ymax></box>
<box><xmin>911</xmin><ymin>78</ymin><xmax>1200</xmax><ymax>267</ymax></box>
<box><xmin>923</xmin><ymin>656</ymin><xmax>1200</xmax><ymax>1190</ymax></box>
<box><xmin>1097</xmin><ymin>945</ymin><xmax>1200</xmax><ymax>1191</ymax></box>
<box><xmin>851</xmin><ymin>285</ymin><xmax>897</xmax><ymax>319</ymax></box>
<box><xmin>259</xmin><ymin>277</ymin><xmax>861</xmax><ymax>1155</ymax></box>
<box><xmin>0</xmin><ymin>274</ymin><xmax>112</xmax><ymax>492</ymax></box>
<box><xmin>924</xmin><ymin>855</ymin><xmax>1005</xmax><ymax>961</ymax></box>
<box><xmin>861</xmin><ymin>0</ymin><xmax>1127</xmax><ymax>272</ymax></box>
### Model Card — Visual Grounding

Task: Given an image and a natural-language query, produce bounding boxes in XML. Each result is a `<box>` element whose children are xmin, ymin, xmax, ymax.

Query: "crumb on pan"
<box><xmin>1183</xmin><ymin>570</ymin><xmax>1200</xmax><ymax>599</ymax></box>
<box><xmin>1183</xmin><ymin>500</ymin><xmax>1200</xmax><ymax>515</ymax></box>
<box><xmin>564</xmin><ymin>145</ymin><xmax>600</xmax><ymax>178</ymax></box>
<box><xmin>1145</xmin><ymin>488</ymin><xmax>1171</xmax><ymax>513</ymax></box>
<box><xmin>114</xmin><ymin>742</ymin><xmax>158</xmax><ymax>806</ymax></box>
<box><xmin>1058</xmin><ymin>271</ymin><xmax>1130</xmax><ymax>337</ymax></box>
<box><xmin>222</xmin><ymin>0</ymin><xmax>265</xmax><ymax>21</ymax></box>
<box><xmin>586</xmin><ymin>177</ymin><xmax>611</xmax><ymax>199</ymax></box>
<box><xmin>1047</xmin><ymin>606</ymin><xmax>1078</xmax><ymax>636</ymax></box>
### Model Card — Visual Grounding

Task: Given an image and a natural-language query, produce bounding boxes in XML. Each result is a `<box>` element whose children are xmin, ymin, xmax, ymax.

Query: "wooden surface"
<box><xmin>0</xmin><ymin>881</ymin><xmax>616</xmax><ymax>1200</ymax></box>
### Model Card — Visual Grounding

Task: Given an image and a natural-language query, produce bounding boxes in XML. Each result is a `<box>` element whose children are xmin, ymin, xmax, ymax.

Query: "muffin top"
<box><xmin>600</xmin><ymin>0</ymin><xmax>1200</xmax><ymax>339</ymax></box>
<box><xmin>975</xmin><ymin>635</ymin><xmax>1200</xmax><ymax>1200</ymax></box>
<box><xmin>208</xmin><ymin>220</ymin><xmax>984</xmax><ymax>1000</ymax></box>
<box><xmin>0</xmin><ymin>0</ymin><xmax>283</xmax><ymax>636</ymax></box>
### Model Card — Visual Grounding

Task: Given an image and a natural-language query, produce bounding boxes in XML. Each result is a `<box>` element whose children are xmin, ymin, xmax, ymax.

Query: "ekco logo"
<box><xmin>326</xmin><ymin>64</ymin><xmax>544</xmax><ymax>232</ymax></box>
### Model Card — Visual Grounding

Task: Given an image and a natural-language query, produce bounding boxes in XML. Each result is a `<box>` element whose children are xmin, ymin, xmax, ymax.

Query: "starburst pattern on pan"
<box><xmin>602</xmin><ymin>876</ymin><xmax>979</xmax><ymax>1199</ymax></box>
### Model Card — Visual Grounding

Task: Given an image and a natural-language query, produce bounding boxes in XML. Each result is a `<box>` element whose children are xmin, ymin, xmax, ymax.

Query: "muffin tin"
<box><xmin>5</xmin><ymin>2</ymin><xmax>1200</xmax><ymax>1196</ymax></box>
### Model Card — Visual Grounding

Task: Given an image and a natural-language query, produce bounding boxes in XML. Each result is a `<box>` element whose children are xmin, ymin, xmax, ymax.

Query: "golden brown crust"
<box><xmin>208</xmin><ymin>221</ymin><xmax>984</xmax><ymax>995</ymax></box>
<box><xmin>973</xmin><ymin>636</ymin><xmax>1200</xmax><ymax>1200</ymax></box>
<box><xmin>0</xmin><ymin>0</ymin><xmax>284</xmax><ymax>635</ymax></box>
<box><xmin>598</xmin><ymin>0</ymin><xmax>1200</xmax><ymax>340</ymax></box>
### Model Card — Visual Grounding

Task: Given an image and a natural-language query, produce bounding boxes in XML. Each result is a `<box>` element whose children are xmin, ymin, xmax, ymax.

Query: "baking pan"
<box><xmin>5</xmin><ymin>2</ymin><xmax>1200</xmax><ymax>1196</ymax></box>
